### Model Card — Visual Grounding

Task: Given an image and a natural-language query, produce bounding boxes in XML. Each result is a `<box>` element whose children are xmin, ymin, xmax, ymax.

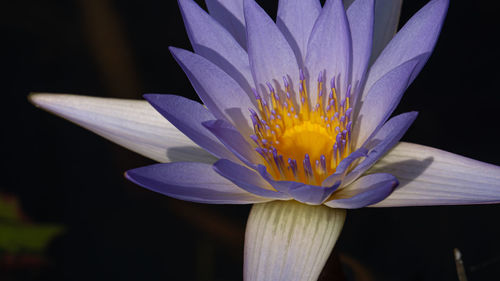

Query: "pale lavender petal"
<box><xmin>214</xmin><ymin>159</ymin><xmax>291</xmax><ymax>199</ymax></box>
<box><xmin>255</xmin><ymin>165</ymin><xmax>340</xmax><ymax>205</ymax></box>
<box><xmin>202</xmin><ymin>119</ymin><xmax>261</xmax><ymax>166</ymax></box>
<box><xmin>370</xmin><ymin>0</ymin><xmax>403</xmax><ymax>65</ymax></box>
<box><xmin>277</xmin><ymin>0</ymin><xmax>321</xmax><ymax>66</ymax></box>
<box><xmin>362</xmin><ymin>0</ymin><xmax>448</xmax><ymax>102</ymax></box>
<box><xmin>29</xmin><ymin>93</ymin><xmax>216</xmax><ymax>164</ymax></box>
<box><xmin>179</xmin><ymin>0</ymin><xmax>253</xmax><ymax>94</ymax></box>
<box><xmin>325</xmin><ymin>173</ymin><xmax>398</xmax><ymax>208</ymax></box>
<box><xmin>125</xmin><ymin>162</ymin><xmax>270</xmax><ymax>204</ymax></box>
<box><xmin>205</xmin><ymin>0</ymin><xmax>246</xmax><ymax>48</ymax></box>
<box><xmin>343</xmin><ymin>112</ymin><xmax>418</xmax><ymax>185</ymax></box>
<box><xmin>346</xmin><ymin>0</ymin><xmax>374</xmax><ymax>100</ymax></box>
<box><xmin>369</xmin><ymin>142</ymin><xmax>500</xmax><ymax>207</ymax></box>
<box><xmin>353</xmin><ymin>54</ymin><xmax>426</xmax><ymax>148</ymax></box>
<box><xmin>244</xmin><ymin>0</ymin><xmax>299</xmax><ymax>102</ymax></box>
<box><xmin>143</xmin><ymin>94</ymin><xmax>238</xmax><ymax>162</ymax></box>
<box><xmin>170</xmin><ymin>47</ymin><xmax>255</xmax><ymax>136</ymax></box>
<box><xmin>305</xmin><ymin>0</ymin><xmax>352</xmax><ymax>106</ymax></box>
<box><xmin>321</xmin><ymin>147</ymin><xmax>369</xmax><ymax>187</ymax></box>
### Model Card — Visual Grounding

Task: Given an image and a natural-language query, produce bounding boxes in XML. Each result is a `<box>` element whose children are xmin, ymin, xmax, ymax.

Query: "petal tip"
<box><xmin>142</xmin><ymin>93</ymin><xmax>164</xmax><ymax>103</ymax></box>
<box><xmin>28</xmin><ymin>92</ymin><xmax>58</xmax><ymax>108</ymax></box>
<box><xmin>124</xmin><ymin>169</ymin><xmax>140</xmax><ymax>186</ymax></box>
<box><xmin>168</xmin><ymin>46</ymin><xmax>182</xmax><ymax>57</ymax></box>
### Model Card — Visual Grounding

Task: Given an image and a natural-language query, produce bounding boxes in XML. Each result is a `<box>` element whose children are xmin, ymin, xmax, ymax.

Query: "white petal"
<box><xmin>244</xmin><ymin>200</ymin><xmax>346</xmax><ymax>281</ymax></box>
<box><xmin>29</xmin><ymin>93</ymin><xmax>216</xmax><ymax>163</ymax></box>
<box><xmin>369</xmin><ymin>142</ymin><xmax>500</xmax><ymax>207</ymax></box>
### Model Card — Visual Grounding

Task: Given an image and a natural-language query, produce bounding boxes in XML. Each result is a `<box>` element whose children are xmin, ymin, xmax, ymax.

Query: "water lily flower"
<box><xmin>30</xmin><ymin>0</ymin><xmax>500</xmax><ymax>280</ymax></box>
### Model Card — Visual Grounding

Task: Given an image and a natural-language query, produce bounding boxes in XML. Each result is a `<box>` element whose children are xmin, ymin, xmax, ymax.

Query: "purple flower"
<box><xmin>29</xmin><ymin>1</ymin><xmax>500</xmax><ymax>279</ymax></box>
<box><xmin>31</xmin><ymin>0</ymin><xmax>500</xmax><ymax>209</ymax></box>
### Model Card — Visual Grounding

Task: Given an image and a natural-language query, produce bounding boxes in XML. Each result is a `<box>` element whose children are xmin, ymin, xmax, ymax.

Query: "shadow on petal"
<box><xmin>368</xmin><ymin>157</ymin><xmax>433</xmax><ymax>190</ymax></box>
<box><xmin>225</xmin><ymin>106</ymin><xmax>253</xmax><ymax>136</ymax></box>
<box><xmin>205</xmin><ymin>0</ymin><xmax>247</xmax><ymax>48</ymax></box>
<box><xmin>167</xmin><ymin>146</ymin><xmax>218</xmax><ymax>164</ymax></box>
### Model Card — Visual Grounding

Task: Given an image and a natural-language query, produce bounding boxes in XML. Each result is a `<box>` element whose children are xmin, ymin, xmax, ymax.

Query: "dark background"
<box><xmin>2</xmin><ymin>0</ymin><xmax>500</xmax><ymax>280</ymax></box>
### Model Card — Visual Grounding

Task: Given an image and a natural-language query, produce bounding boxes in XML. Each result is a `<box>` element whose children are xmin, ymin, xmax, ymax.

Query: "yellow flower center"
<box><xmin>250</xmin><ymin>71</ymin><xmax>353</xmax><ymax>185</ymax></box>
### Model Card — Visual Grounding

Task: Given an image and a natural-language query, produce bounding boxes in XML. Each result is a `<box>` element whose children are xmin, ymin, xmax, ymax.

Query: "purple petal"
<box><xmin>256</xmin><ymin>165</ymin><xmax>299</xmax><ymax>193</ymax></box>
<box><xmin>344</xmin><ymin>112</ymin><xmax>418</xmax><ymax>185</ymax></box>
<box><xmin>362</xmin><ymin>0</ymin><xmax>449</xmax><ymax>102</ymax></box>
<box><xmin>144</xmin><ymin>94</ymin><xmax>238</xmax><ymax>162</ymax></box>
<box><xmin>202</xmin><ymin>119</ymin><xmax>261</xmax><ymax>167</ymax></box>
<box><xmin>179</xmin><ymin>0</ymin><xmax>253</xmax><ymax>94</ymax></box>
<box><xmin>346</xmin><ymin>0</ymin><xmax>374</xmax><ymax>100</ymax></box>
<box><xmin>243</xmin><ymin>0</ymin><xmax>299</xmax><ymax>101</ymax></box>
<box><xmin>214</xmin><ymin>159</ymin><xmax>291</xmax><ymax>199</ymax></box>
<box><xmin>370</xmin><ymin>0</ymin><xmax>403</xmax><ymax>64</ymax></box>
<box><xmin>169</xmin><ymin>47</ymin><xmax>255</xmax><ymax>136</ymax></box>
<box><xmin>252</xmin><ymin>148</ymin><xmax>368</xmax><ymax>204</ymax></box>
<box><xmin>255</xmin><ymin>165</ymin><xmax>341</xmax><ymax>205</ymax></box>
<box><xmin>369</xmin><ymin>142</ymin><xmax>500</xmax><ymax>207</ymax></box>
<box><xmin>288</xmin><ymin>183</ymin><xmax>340</xmax><ymax>205</ymax></box>
<box><xmin>305</xmin><ymin>0</ymin><xmax>352</xmax><ymax>106</ymax></box>
<box><xmin>321</xmin><ymin>147</ymin><xmax>369</xmax><ymax>187</ymax></box>
<box><xmin>353</xmin><ymin>54</ymin><xmax>426</xmax><ymax>148</ymax></box>
<box><xmin>205</xmin><ymin>0</ymin><xmax>246</xmax><ymax>48</ymax></box>
<box><xmin>277</xmin><ymin>0</ymin><xmax>321</xmax><ymax>66</ymax></box>
<box><xmin>325</xmin><ymin>173</ymin><xmax>398</xmax><ymax>208</ymax></box>
<box><xmin>126</xmin><ymin>162</ymin><xmax>270</xmax><ymax>204</ymax></box>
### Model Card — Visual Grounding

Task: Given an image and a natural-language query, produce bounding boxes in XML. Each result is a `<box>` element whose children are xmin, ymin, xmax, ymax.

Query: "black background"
<box><xmin>2</xmin><ymin>0</ymin><xmax>500</xmax><ymax>280</ymax></box>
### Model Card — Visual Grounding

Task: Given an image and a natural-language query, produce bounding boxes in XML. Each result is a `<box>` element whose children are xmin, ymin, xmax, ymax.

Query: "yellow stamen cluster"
<box><xmin>250</xmin><ymin>71</ymin><xmax>353</xmax><ymax>185</ymax></box>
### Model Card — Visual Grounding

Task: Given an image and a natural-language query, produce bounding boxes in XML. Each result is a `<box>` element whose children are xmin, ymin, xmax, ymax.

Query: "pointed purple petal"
<box><xmin>325</xmin><ymin>173</ymin><xmax>398</xmax><ymax>208</ymax></box>
<box><xmin>179</xmin><ymin>0</ymin><xmax>253</xmax><ymax>94</ymax></box>
<box><xmin>369</xmin><ymin>142</ymin><xmax>500</xmax><ymax>207</ymax></box>
<box><xmin>214</xmin><ymin>159</ymin><xmax>291</xmax><ymax>199</ymax></box>
<box><xmin>205</xmin><ymin>0</ymin><xmax>246</xmax><ymax>48</ymax></box>
<box><xmin>126</xmin><ymin>162</ymin><xmax>270</xmax><ymax>204</ymax></box>
<box><xmin>244</xmin><ymin>0</ymin><xmax>299</xmax><ymax>101</ymax></box>
<box><xmin>346</xmin><ymin>0</ymin><xmax>374</xmax><ymax>100</ymax></box>
<box><xmin>277</xmin><ymin>0</ymin><xmax>321</xmax><ymax>66</ymax></box>
<box><xmin>353</xmin><ymin>54</ymin><xmax>426</xmax><ymax>148</ymax></box>
<box><xmin>305</xmin><ymin>0</ymin><xmax>352</xmax><ymax>106</ymax></box>
<box><xmin>344</xmin><ymin>112</ymin><xmax>418</xmax><ymax>185</ymax></box>
<box><xmin>362</xmin><ymin>0</ymin><xmax>449</xmax><ymax>102</ymax></box>
<box><xmin>170</xmin><ymin>47</ymin><xmax>255</xmax><ymax>136</ymax></box>
<box><xmin>143</xmin><ymin>94</ymin><xmax>240</xmax><ymax>161</ymax></box>
<box><xmin>202</xmin><ymin>119</ymin><xmax>261</xmax><ymax>166</ymax></box>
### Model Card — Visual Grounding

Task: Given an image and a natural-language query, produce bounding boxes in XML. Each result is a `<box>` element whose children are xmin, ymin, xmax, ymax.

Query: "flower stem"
<box><xmin>244</xmin><ymin>201</ymin><xmax>346</xmax><ymax>281</ymax></box>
